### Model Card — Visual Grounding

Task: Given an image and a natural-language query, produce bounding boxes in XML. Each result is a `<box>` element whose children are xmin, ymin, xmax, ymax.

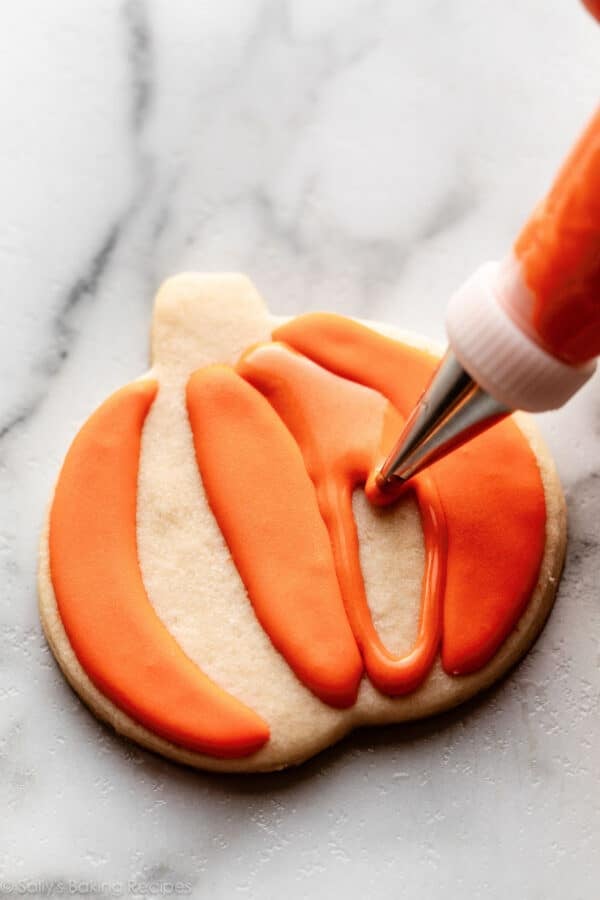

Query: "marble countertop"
<box><xmin>2</xmin><ymin>1</ymin><xmax>600</xmax><ymax>897</ymax></box>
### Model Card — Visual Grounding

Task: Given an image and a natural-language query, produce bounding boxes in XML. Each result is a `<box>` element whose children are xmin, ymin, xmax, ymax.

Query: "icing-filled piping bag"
<box><xmin>377</xmin><ymin>105</ymin><xmax>600</xmax><ymax>489</ymax></box>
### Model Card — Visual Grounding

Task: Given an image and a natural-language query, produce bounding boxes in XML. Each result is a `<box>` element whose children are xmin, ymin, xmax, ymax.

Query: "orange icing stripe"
<box><xmin>186</xmin><ymin>365</ymin><xmax>363</xmax><ymax>708</ymax></box>
<box><xmin>515</xmin><ymin>107</ymin><xmax>600</xmax><ymax>364</ymax></box>
<box><xmin>237</xmin><ymin>344</ymin><xmax>446</xmax><ymax>695</ymax></box>
<box><xmin>49</xmin><ymin>381</ymin><xmax>269</xmax><ymax>758</ymax></box>
<box><xmin>273</xmin><ymin>314</ymin><xmax>547</xmax><ymax>676</ymax></box>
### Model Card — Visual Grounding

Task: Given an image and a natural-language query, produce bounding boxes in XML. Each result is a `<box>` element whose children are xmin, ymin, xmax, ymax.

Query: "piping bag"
<box><xmin>378</xmin><ymin>105</ymin><xmax>600</xmax><ymax>489</ymax></box>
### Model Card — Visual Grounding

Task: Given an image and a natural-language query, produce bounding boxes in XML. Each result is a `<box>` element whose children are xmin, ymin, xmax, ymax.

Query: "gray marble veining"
<box><xmin>1</xmin><ymin>1</ymin><xmax>599</xmax><ymax>897</ymax></box>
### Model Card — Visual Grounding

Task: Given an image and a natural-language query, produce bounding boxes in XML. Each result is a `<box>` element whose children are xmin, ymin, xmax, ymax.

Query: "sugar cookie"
<box><xmin>38</xmin><ymin>274</ymin><xmax>566</xmax><ymax>772</ymax></box>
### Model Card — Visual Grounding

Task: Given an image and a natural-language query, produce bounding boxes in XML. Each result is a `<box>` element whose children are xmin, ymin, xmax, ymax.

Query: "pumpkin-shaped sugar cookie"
<box><xmin>38</xmin><ymin>274</ymin><xmax>566</xmax><ymax>772</ymax></box>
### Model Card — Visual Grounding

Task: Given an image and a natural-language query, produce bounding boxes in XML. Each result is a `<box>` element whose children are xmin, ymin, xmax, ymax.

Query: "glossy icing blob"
<box><xmin>48</xmin><ymin>313</ymin><xmax>547</xmax><ymax>759</ymax></box>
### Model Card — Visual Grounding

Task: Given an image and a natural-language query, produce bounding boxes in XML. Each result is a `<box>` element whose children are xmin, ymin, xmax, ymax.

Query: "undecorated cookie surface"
<box><xmin>38</xmin><ymin>274</ymin><xmax>566</xmax><ymax>772</ymax></box>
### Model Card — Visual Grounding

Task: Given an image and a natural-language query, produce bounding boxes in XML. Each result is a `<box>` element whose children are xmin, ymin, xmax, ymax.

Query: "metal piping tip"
<box><xmin>375</xmin><ymin>471</ymin><xmax>405</xmax><ymax>493</ymax></box>
<box><xmin>377</xmin><ymin>350</ymin><xmax>510</xmax><ymax>486</ymax></box>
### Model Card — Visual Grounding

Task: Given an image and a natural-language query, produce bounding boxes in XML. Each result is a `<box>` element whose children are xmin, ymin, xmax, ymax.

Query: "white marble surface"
<box><xmin>1</xmin><ymin>1</ymin><xmax>600</xmax><ymax>897</ymax></box>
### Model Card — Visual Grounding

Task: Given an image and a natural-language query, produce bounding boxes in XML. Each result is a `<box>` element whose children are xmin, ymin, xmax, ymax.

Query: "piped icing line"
<box><xmin>48</xmin><ymin>380</ymin><xmax>270</xmax><ymax>758</ymax></box>
<box><xmin>186</xmin><ymin>365</ymin><xmax>363</xmax><ymax>709</ymax></box>
<box><xmin>272</xmin><ymin>314</ymin><xmax>547</xmax><ymax>675</ymax></box>
<box><xmin>237</xmin><ymin>343</ymin><xmax>446</xmax><ymax>695</ymax></box>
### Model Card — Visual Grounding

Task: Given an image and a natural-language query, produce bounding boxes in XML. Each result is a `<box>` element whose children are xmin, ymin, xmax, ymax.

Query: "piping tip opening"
<box><xmin>375</xmin><ymin>471</ymin><xmax>406</xmax><ymax>493</ymax></box>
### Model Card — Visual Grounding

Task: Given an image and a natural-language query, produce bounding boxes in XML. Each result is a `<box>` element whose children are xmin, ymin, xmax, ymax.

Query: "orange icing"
<box><xmin>186</xmin><ymin>365</ymin><xmax>363</xmax><ymax>708</ymax></box>
<box><xmin>235</xmin><ymin>344</ymin><xmax>446</xmax><ymax>695</ymax></box>
<box><xmin>514</xmin><ymin>107</ymin><xmax>600</xmax><ymax>364</ymax></box>
<box><xmin>273</xmin><ymin>314</ymin><xmax>547</xmax><ymax>675</ymax></box>
<box><xmin>49</xmin><ymin>381</ymin><xmax>270</xmax><ymax>758</ymax></box>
